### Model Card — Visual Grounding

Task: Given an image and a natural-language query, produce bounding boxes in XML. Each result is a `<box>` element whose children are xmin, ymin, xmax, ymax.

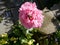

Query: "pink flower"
<box><xmin>19</xmin><ymin>2</ymin><xmax>44</xmax><ymax>29</ymax></box>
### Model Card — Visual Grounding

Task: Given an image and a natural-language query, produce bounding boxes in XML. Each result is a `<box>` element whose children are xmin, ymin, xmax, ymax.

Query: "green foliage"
<box><xmin>0</xmin><ymin>33</ymin><xmax>9</xmax><ymax>45</ymax></box>
<box><xmin>0</xmin><ymin>24</ymin><xmax>60</xmax><ymax>45</ymax></box>
<box><xmin>0</xmin><ymin>22</ymin><xmax>35</xmax><ymax>45</ymax></box>
<box><xmin>0</xmin><ymin>21</ymin><xmax>60</xmax><ymax>45</ymax></box>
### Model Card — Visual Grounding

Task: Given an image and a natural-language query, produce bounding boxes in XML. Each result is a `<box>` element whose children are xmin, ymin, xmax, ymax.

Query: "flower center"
<box><xmin>28</xmin><ymin>15</ymin><xmax>33</xmax><ymax>20</ymax></box>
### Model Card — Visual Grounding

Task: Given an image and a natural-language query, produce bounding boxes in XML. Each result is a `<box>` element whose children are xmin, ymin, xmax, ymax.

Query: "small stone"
<box><xmin>0</xmin><ymin>16</ymin><xmax>13</xmax><ymax>34</ymax></box>
<box><xmin>39</xmin><ymin>8</ymin><xmax>56</xmax><ymax>34</ymax></box>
